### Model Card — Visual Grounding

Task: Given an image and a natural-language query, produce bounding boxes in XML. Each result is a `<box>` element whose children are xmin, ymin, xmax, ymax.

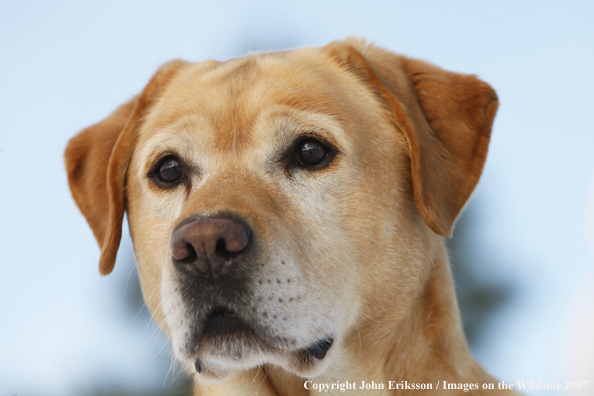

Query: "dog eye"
<box><xmin>157</xmin><ymin>157</ymin><xmax>184</xmax><ymax>184</ymax></box>
<box><xmin>295</xmin><ymin>139</ymin><xmax>328</xmax><ymax>166</ymax></box>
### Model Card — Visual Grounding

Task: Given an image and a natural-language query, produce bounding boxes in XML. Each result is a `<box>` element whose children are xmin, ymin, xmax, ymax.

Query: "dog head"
<box><xmin>65</xmin><ymin>39</ymin><xmax>497</xmax><ymax>381</ymax></box>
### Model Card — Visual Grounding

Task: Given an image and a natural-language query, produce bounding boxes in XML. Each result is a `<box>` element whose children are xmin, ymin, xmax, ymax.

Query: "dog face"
<box><xmin>65</xmin><ymin>40</ymin><xmax>498</xmax><ymax>382</ymax></box>
<box><xmin>127</xmin><ymin>49</ymin><xmax>428</xmax><ymax>379</ymax></box>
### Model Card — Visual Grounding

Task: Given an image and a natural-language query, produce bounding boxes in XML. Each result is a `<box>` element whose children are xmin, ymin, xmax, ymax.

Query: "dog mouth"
<box><xmin>191</xmin><ymin>306</ymin><xmax>265</xmax><ymax>357</ymax></box>
<box><xmin>201</xmin><ymin>306</ymin><xmax>247</xmax><ymax>336</ymax></box>
<box><xmin>191</xmin><ymin>306</ymin><xmax>334</xmax><ymax>374</ymax></box>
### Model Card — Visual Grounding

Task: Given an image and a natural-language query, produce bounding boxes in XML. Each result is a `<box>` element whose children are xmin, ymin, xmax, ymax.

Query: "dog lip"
<box><xmin>201</xmin><ymin>306</ymin><xmax>254</xmax><ymax>337</ymax></box>
<box><xmin>192</xmin><ymin>307</ymin><xmax>335</xmax><ymax>364</ymax></box>
<box><xmin>298</xmin><ymin>336</ymin><xmax>334</xmax><ymax>361</ymax></box>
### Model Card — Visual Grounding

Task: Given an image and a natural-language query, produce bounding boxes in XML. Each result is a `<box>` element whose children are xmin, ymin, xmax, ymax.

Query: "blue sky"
<box><xmin>1</xmin><ymin>1</ymin><xmax>593</xmax><ymax>395</ymax></box>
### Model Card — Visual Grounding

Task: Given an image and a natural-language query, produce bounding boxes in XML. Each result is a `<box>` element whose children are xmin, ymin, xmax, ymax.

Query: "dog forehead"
<box><xmin>138</xmin><ymin>49</ymin><xmax>357</xmax><ymax>152</ymax></box>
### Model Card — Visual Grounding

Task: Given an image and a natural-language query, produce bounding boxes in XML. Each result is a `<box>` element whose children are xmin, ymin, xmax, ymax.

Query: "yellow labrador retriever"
<box><xmin>65</xmin><ymin>39</ymin><xmax>514</xmax><ymax>395</ymax></box>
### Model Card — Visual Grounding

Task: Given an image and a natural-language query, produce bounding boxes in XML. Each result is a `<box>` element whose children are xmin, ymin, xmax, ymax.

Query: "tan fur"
<box><xmin>65</xmin><ymin>39</ymin><xmax>515</xmax><ymax>395</ymax></box>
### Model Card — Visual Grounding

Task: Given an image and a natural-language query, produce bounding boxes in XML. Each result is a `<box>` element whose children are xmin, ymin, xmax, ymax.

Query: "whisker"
<box><xmin>353</xmin><ymin>322</ymin><xmax>363</xmax><ymax>355</ymax></box>
<box><xmin>255</xmin><ymin>365</ymin><xmax>270</xmax><ymax>394</ymax></box>
<box><xmin>359</xmin><ymin>312</ymin><xmax>395</xmax><ymax>337</ymax></box>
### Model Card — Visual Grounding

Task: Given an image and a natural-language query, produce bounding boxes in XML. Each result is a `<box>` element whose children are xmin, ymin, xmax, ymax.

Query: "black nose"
<box><xmin>171</xmin><ymin>216</ymin><xmax>252</xmax><ymax>278</ymax></box>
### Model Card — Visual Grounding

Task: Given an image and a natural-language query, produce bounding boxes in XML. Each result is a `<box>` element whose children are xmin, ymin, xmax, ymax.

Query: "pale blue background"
<box><xmin>1</xmin><ymin>1</ymin><xmax>593</xmax><ymax>395</ymax></box>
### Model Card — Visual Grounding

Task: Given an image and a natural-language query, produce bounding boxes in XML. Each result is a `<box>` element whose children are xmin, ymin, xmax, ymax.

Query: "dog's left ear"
<box><xmin>325</xmin><ymin>40</ymin><xmax>499</xmax><ymax>237</ymax></box>
<box><xmin>65</xmin><ymin>60</ymin><xmax>188</xmax><ymax>275</ymax></box>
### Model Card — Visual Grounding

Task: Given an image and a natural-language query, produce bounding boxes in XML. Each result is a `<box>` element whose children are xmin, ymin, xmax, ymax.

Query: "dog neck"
<box><xmin>194</xmin><ymin>243</ymin><xmax>506</xmax><ymax>395</ymax></box>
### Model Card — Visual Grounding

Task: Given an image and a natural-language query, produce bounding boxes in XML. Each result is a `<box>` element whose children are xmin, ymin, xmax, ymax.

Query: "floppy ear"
<box><xmin>325</xmin><ymin>40</ymin><xmax>498</xmax><ymax>237</ymax></box>
<box><xmin>65</xmin><ymin>60</ymin><xmax>188</xmax><ymax>275</ymax></box>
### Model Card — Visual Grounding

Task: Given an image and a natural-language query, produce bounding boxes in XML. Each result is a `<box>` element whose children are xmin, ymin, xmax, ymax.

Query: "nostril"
<box><xmin>214</xmin><ymin>231</ymin><xmax>250</xmax><ymax>259</ymax></box>
<box><xmin>179</xmin><ymin>242</ymin><xmax>197</xmax><ymax>263</ymax></box>
<box><xmin>224</xmin><ymin>224</ymin><xmax>251</xmax><ymax>254</ymax></box>
<box><xmin>172</xmin><ymin>239</ymin><xmax>198</xmax><ymax>263</ymax></box>
<box><xmin>215</xmin><ymin>238</ymin><xmax>228</xmax><ymax>258</ymax></box>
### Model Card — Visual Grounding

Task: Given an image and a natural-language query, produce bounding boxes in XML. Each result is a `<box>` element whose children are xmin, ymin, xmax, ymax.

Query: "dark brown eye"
<box><xmin>158</xmin><ymin>157</ymin><xmax>184</xmax><ymax>184</ymax></box>
<box><xmin>295</xmin><ymin>139</ymin><xmax>327</xmax><ymax>166</ymax></box>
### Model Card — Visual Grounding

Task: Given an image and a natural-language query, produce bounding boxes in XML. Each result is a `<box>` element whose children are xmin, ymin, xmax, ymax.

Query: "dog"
<box><xmin>65</xmin><ymin>38</ymin><xmax>514</xmax><ymax>395</ymax></box>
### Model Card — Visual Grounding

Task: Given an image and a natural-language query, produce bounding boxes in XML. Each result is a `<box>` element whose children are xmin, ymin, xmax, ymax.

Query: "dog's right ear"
<box><xmin>65</xmin><ymin>60</ymin><xmax>187</xmax><ymax>275</ymax></box>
